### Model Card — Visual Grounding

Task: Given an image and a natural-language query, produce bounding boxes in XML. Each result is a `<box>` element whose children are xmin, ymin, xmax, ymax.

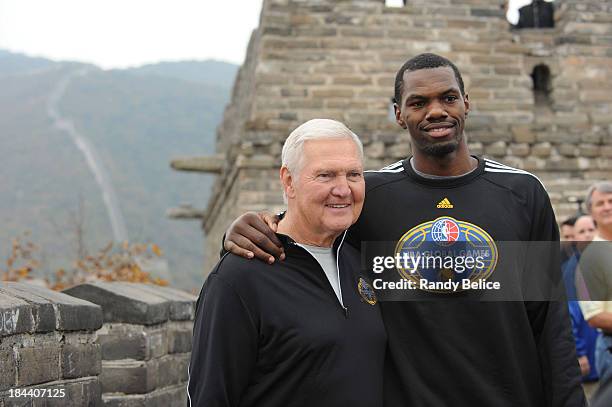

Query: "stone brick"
<box><xmin>579</xmin><ymin>132</ymin><xmax>602</xmax><ymax>144</ymax></box>
<box><xmin>36</xmin><ymin>377</ymin><xmax>101</xmax><ymax>407</ymax></box>
<box><xmin>579</xmin><ymin>143</ymin><xmax>600</xmax><ymax>157</ymax></box>
<box><xmin>293</xmin><ymin>76</ymin><xmax>327</xmax><ymax>85</ymax></box>
<box><xmin>558</xmin><ymin>143</ymin><xmax>579</xmax><ymax>157</ymax></box>
<box><xmin>15</xmin><ymin>344</ymin><xmax>61</xmax><ymax>386</ymax></box>
<box><xmin>365</xmin><ymin>141</ymin><xmax>386</xmax><ymax>159</ymax></box>
<box><xmin>532</xmin><ymin>142</ymin><xmax>553</xmax><ymax>157</ymax></box>
<box><xmin>470</xmin><ymin>8</ymin><xmax>505</xmax><ymax>17</ymax></box>
<box><xmin>485</xmin><ymin>141</ymin><xmax>507</xmax><ymax>157</ymax></box>
<box><xmin>146</xmin><ymin>326</ymin><xmax>169</xmax><ymax>360</ymax></box>
<box><xmin>279</xmin><ymin>112</ymin><xmax>298</xmax><ymax>121</ymax></box>
<box><xmin>280</xmin><ymin>88</ymin><xmax>307</xmax><ymax>97</ymax></box>
<box><xmin>167</xmin><ymin>323</ymin><xmax>192</xmax><ymax>354</ymax></box>
<box><xmin>102</xmin><ymin>394</ymin><xmax>146</xmax><ymax>407</ymax></box>
<box><xmin>332</xmin><ymin>76</ymin><xmax>372</xmax><ymax>85</ymax></box>
<box><xmin>156</xmin><ymin>354</ymin><xmax>189</xmax><ymax>387</ymax></box>
<box><xmin>467</xmin><ymin>142</ymin><xmax>483</xmax><ymax>155</ymax></box>
<box><xmin>5</xmin><ymin>283</ymin><xmax>102</xmax><ymax>332</ymax></box>
<box><xmin>508</xmin><ymin>143</ymin><xmax>530</xmax><ymax>157</ymax></box>
<box><xmin>0</xmin><ymin>285</ymin><xmax>55</xmax><ymax>333</ymax></box>
<box><xmin>144</xmin><ymin>384</ymin><xmax>187</xmax><ymax>407</ymax></box>
<box><xmin>0</xmin><ymin>377</ymin><xmax>102</xmax><ymax>407</ymax></box>
<box><xmin>61</xmin><ymin>342</ymin><xmax>101</xmax><ymax>379</ymax></box>
<box><xmin>339</xmin><ymin>27</ymin><xmax>384</xmax><ymax>38</ymax></box>
<box><xmin>311</xmin><ymin>89</ymin><xmax>354</xmax><ymax>98</ymax></box>
<box><xmin>511</xmin><ymin>126</ymin><xmax>536</xmax><ymax>143</ymax></box>
<box><xmin>601</xmin><ymin>145</ymin><xmax>612</xmax><ymax>158</ymax></box>
<box><xmin>63</xmin><ymin>283</ymin><xmax>170</xmax><ymax>325</ymax></box>
<box><xmin>100</xmin><ymin>360</ymin><xmax>158</xmax><ymax>394</ymax></box>
<box><xmin>98</xmin><ymin>324</ymin><xmax>147</xmax><ymax>360</ymax></box>
<box><xmin>0</xmin><ymin>349</ymin><xmax>15</xmax><ymax>391</ymax></box>
<box><xmin>289</xmin><ymin>99</ymin><xmax>324</xmax><ymax>109</ymax></box>
<box><xmin>0</xmin><ymin>292</ymin><xmax>33</xmax><ymax>337</ymax></box>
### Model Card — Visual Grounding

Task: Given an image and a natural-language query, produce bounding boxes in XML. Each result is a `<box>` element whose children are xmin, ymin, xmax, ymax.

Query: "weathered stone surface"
<box><xmin>100</xmin><ymin>360</ymin><xmax>158</xmax><ymax>394</ymax></box>
<box><xmin>156</xmin><ymin>354</ymin><xmax>189</xmax><ymax>387</ymax></box>
<box><xmin>63</xmin><ymin>283</ymin><xmax>169</xmax><ymax>325</ymax></box>
<box><xmin>15</xmin><ymin>344</ymin><xmax>61</xmax><ymax>386</ymax></box>
<box><xmin>144</xmin><ymin>383</ymin><xmax>187</xmax><ymax>407</ymax></box>
<box><xmin>132</xmin><ymin>285</ymin><xmax>196</xmax><ymax>321</ymax></box>
<box><xmin>509</xmin><ymin>143</ymin><xmax>530</xmax><ymax>157</ymax></box>
<box><xmin>532</xmin><ymin>142</ymin><xmax>553</xmax><ymax>157</ymax></box>
<box><xmin>102</xmin><ymin>384</ymin><xmax>186</xmax><ymax>407</ymax></box>
<box><xmin>6</xmin><ymin>282</ymin><xmax>102</xmax><ymax>332</ymax></box>
<box><xmin>0</xmin><ymin>285</ymin><xmax>55</xmax><ymax>333</ymax></box>
<box><xmin>485</xmin><ymin>141</ymin><xmax>507</xmax><ymax>157</ymax></box>
<box><xmin>61</xmin><ymin>341</ymin><xmax>101</xmax><ymax>379</ymax></box>
<box><xmin>0</xmin><ymin>349</ymin><xmax>15</xmax><ymax>391</ymax></box>
<box><xmin>0</xmin><ymin>292</ymin><xmax>33</xmax><ymax>337</ymax></box>
<box><xmin>98</xmin><ymin>324</ymin><xmax>147</xmax><ymax>361</ymax></box>
<box><xmin>167</xmin><ymin>322</ymin><xmax>193</xmax><ymax>354</ymax></box>
<box><xmin>0</xmin><ymin>377</ymin><xmax>101</xmax><ymax>407</ymax></box>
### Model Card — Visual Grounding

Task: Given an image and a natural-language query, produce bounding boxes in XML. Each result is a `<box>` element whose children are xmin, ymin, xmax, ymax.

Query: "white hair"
<box><xmin>586</xmin><ymin>181</ymin><xmax>612</xmax><ymax>213</ymax></box>
<box><xmin>281</xmin><ymin>118</ymin><xmax>363</xmax><ymax>175</ymax></box>
<box><xmin>281</xmin><ymin>119</ymin><xmax>363</xmax><ymax>203</ymax></box>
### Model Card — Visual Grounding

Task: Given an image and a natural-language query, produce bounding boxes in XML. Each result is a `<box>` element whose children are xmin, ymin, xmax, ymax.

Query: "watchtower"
<box><xmin>172</xmin><ymin>0</ymin><xmax>612</xmax><ymax>273</ymax></box>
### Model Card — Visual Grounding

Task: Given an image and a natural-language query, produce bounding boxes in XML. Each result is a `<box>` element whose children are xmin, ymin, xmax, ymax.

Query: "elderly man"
<box><xmin>222</xmin><ymin>53</ymin><xmax>585</xmax><ymax>406</ymax></box>
<box><xmin>578</xmin><ymin>182</ymin><xmax>612</xmax><ymax>388</ymax></box>
<box><xmin>187</xmin><ymin>119</ymin><xmax>386</xmax><ymax>407</ymax></box>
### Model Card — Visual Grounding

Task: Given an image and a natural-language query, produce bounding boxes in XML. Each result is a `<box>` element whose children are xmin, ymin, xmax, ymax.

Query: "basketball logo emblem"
<box><xmin>358</xmin><ymin>278</ymin><xmax>377</xmax><ymax>305</ymax></box>
<box><xmin>431</xmin><ymin>217</ymin><xmax>460</xmax><ymax>246</ymax></box>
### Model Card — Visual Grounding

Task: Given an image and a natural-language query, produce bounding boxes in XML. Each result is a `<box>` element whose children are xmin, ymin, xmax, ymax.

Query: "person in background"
<box><xmin>560</xmin><ymin>216</ymin><xmax>579</xmax><ymax>267</ymax></box>
<box><xmin>561</xmin><ymin>217</ymin><xmax>577</xmax><ymax>241</ymax></box>
<box><xmin>563</xmin><ymin>215</ymin><xmax>599</xmax><ymax>398</ymax></box>
<box><xmin>578</xmin><ymin>182</ymin><xmax>612</xmax><ymax>394</ymax></box>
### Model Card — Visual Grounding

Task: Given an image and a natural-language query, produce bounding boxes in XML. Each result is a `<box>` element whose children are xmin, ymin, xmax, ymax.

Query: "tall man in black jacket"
<box><xmin>223</xmin><ymin>53</ymin><xmax>585</xmax><ymax>406</ymax></box>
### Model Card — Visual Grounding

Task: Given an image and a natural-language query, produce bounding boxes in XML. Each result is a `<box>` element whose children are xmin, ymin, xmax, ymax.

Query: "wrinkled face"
<box><xmin>285</xmin><ymin>138</ymin><xmax>365</xmax><ymax>239</ymax></box>
<box><xmin>590</xmin><ymin>190</ymin><xmax>612</xmax><ymax>232</ymax></box>
<box><xmin>395</xmin><ymin>66</ymin><xmax>470</xmax><ymax>158</ymax></box>
<box><xmin>574</xmin><ymin>216</ymin><xmax>596</xmax><ymax>242</ymax></box>
<box><xmin>560</xmin><ymin>225</ymin><xmax>575</xmax><ymax>241</ymax></box>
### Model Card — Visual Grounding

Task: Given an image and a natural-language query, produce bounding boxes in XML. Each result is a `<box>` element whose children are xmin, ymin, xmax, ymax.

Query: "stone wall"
<box><xmin>201</xmin><ymin>0</ymin><xmax>612</xmax><ymax>273</ymax></box>
<box><xmin>0</xmin><ymin>282</ymin><xmax>196</xmax><ymax>407</ymax></box>
<box><xmin>64</xmin><ymin>283</ymin><xmax>196</xmax><ymax>407</ymax></box>
<box><xmin>0</xmin><ymin>282</ymin><xmax>103</xmax><ymax>406</ymax></box>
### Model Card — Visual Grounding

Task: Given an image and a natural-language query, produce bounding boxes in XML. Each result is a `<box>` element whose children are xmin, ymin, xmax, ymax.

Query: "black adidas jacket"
<box><xmin>189</xmin><ymin>232</ymin><xmax>386</xmax><ymax>407</ymax></box>
<box><xmin>350</xmin><ymin>156</ymin><xmax>585</xmax><ymax>407</ymax></box>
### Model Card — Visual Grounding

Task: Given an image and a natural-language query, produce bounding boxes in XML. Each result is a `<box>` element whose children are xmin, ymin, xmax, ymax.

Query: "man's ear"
<box><xmin>463</xmin><ymin>93</ymin><xmax>470</xmax><ymax>117</ymax></box>
<box><xmin>280</xmin><ymin>166</ymin><xmax>296</xmax><ymax>199</ymax></box>
<box><xmin>394</xmin><ymin>103</ymin><xmax>407</xmax><ymax>129</ymax></box>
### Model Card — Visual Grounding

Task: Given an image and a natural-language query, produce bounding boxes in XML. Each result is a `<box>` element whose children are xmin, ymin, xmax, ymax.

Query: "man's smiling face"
<box><xmin>395</xmin><ymin>66</ymin><xmax>470</xmax><ymax>158</ymax></box>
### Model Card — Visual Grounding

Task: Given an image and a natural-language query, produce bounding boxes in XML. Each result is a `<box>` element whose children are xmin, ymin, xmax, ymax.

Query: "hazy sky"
<box><xmin>0</xmin><ymin>0</ymin><xmax>547</xmax><ymax>69</ymax></box>
<box><xmin>0</xmin><ymin>0</ymin><xmax>264</xmax><ymax>68</ymax></box>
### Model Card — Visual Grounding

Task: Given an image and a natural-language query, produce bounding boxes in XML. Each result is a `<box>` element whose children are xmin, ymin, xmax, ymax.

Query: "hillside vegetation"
<box><xmin>0</xmin><ymin>50</ymin><xmax>237</xmax><ymax>289</ymax></box>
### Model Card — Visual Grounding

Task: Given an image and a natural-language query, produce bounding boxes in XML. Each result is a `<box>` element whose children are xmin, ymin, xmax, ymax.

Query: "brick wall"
<box><xmin>0</xmin><ymin>282</ymin><xmax>103</xmax><ymax>406</ymax></box>
<box><xmin>0</xmin><ymin>282</ymin><xmax>196</xmax><ymax>407</ymax></box>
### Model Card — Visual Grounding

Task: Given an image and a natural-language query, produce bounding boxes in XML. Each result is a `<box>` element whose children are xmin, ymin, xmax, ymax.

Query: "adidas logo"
<box><xmin>436</xmin><ymin>198</ymin><xmax>454</xmax><ymax>209</ymax></box>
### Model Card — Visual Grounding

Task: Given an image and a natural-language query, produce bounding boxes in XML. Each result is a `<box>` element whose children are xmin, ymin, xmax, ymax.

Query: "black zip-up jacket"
<box><xmin>189</xmin><ymin>232</ymin><xmax>387</xmax><ymax>407</ymax></box>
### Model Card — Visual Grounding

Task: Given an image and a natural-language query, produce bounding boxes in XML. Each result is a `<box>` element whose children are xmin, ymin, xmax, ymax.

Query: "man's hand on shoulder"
<box><xmin>224</xmin><ymin>211</ymin><xmax>285</xmax><ymax>264</ymax></box>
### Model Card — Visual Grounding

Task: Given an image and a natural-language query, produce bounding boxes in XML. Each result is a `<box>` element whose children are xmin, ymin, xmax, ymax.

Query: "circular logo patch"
<box><xmin>358</xmin><ymin>277</ymin><xmax>377</xmax><ymax>305</ymax></box>
<box><xmin>394</xmin><ymin>216</ymin><xmax>498</xmax><ymax>293</ymax></box>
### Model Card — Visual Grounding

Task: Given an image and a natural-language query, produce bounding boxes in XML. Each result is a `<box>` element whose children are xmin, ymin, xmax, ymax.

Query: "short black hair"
<box><xmin>561</xmin><ymin>216</ymin><xmax>578</xmax><ymax>227</ymax></box>
<box><xmin>393</xmin><ymin>53</ymin><xmax>466</xmax><ymax>106</ymax></box>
